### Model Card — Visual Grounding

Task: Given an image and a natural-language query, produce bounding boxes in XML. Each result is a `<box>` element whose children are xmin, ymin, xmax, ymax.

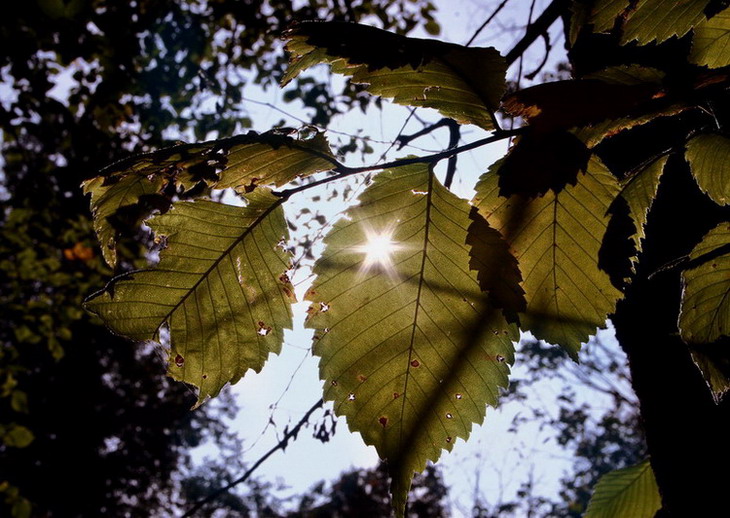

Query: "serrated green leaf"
<box><xmin>690</xmin><ymin>7</ymin><xmax>730</xmax><ymax>68</ymax></box>
<box><xmin>685</xmin><ymin>133</ymin><xmax>730</xmax><ymax>206</ymax></box>
<box><xmin>585</xmin><ymin>459</ymin><xmax>661</xmax><ymax>518</ymax></box>
<box><xmin>283</xmin><ymin>22</ymin><xmax>506</xmax><ymax>131</ymax></box>
<box><xmin>590</xmin><ymin>0</ymin><xmax>630</xmax><ymax>33</ymax></box>
<box><xmin>690</xmin><ymin>346</ymin><xmax>730</xmax><ymax>403</ymax></box>
<box><xmin>85</xmin><ymin>192</ymin><xmax>296</xmax><ymax>405</ymax></box>
<box><xmin>620</xmin><ymin>0</ymin><xmax>710</xmax><ymax>45</ymax></box>
<box><xmin>679</xmin><ymin>222</ymin><xmax>730</xmax><ymax>344</ymax></box>
<box><xmin>84</xmin><ymin>130</ymin><xmax>338</xmax><ymax>267</ymax></box>
<box><xmin>473</xmin><ymin>156</ymin><xmax>623</xmax><ymax>358</ymax></box>
<box><xmin>305</xmin><ymin>163</ymin><xmax>516</xmax><ymax>516</ymax></box>
<box><xmin>82</xmin><ymin>173</ymin><xmax>165</xmax><ymax>268</ymax></box>
<box><xmin>619</xmin><ymin>155</ymin><xmax>669</xmax><ymax>260</ymax></box>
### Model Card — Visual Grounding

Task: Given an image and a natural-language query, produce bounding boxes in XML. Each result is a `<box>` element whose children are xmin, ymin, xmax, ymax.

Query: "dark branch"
<box><xmin>443</xmin><ymin>120</ymin><xmax>461</xmax><ymax>189</ymax></box>
<box><xmin>504</xmin><ymin>0</ymin><xmax>570</xmax><ymax>66</ymax></box>
<box><xmin>182</xmin><ymin>399</ymin><xmax>325</xmax><ymax>517</ymax></box>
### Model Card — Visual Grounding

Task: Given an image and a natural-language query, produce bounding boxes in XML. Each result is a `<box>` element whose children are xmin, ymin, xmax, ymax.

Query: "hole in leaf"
<box><xmin>455</xmin><ymin>393</ymin><xmax>463</xmax><ymax>400</ymax></box>
<box><xmin>320</xmin><ymin>302</ymin><xmax>330</xmax><ymax>312</ymax></box>
<box><xmin>331</xmin><ymin>380</ymin><xmax>338</xmax><ymax>386</ymax></box>
<box><xmin>446</xmin><ymin>436</ymin><xmax>452</xmax><ymax>443</ymax></box>
<box><xmin>348</xmin><ymin>393</ymin><xmax>356</xmax><ymax>401</ymax></box>
<box><xmin>496</xmin><ymin>355</ymin><xmax>505</xmax><ymax>363</ymax></box>
<box><xmin>257</xmin><ymin>321</ymin><xmax>272</xmax><ymax>336</ymax></box>
<box><xmin>446</xmin><ymin>413</ymin><xmax>453</xmax><ymax>419</ymax></box>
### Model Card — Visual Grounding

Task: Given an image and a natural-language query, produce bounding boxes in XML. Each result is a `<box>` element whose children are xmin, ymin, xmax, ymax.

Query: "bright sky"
<box><xmin>195</xmin><ymin>1</ymin><xmax>633</xmax><ymax>515</ymax></box>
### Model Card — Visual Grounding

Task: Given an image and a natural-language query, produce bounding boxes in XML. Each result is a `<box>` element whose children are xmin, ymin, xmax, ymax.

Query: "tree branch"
<box><xmin>182</xmin><ymin>399</ymin><xmax>325</xmax><ymax>517</ymax></box>
<box><xmin>276</xmin><ymin>127</ymin><xmax>525</xmax><ymax>199</ymax></box>
<box><xmin>504</xmin><ymin>0</ymin><xmax>570</xmax><ymax>66</ymax></box>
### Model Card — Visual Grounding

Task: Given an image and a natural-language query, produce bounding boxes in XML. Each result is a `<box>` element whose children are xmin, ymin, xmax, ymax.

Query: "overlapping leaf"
<box><xmin>83</xmin><ymin>130</ymin><xmax>339</xmax><ymax>267</ymax></box>
<box><xmin>305</xmin><ymin>163</ymin><xmax>516</xmax><ymax>516</ymax></box>
<box><xmin>690</xmin><ymin>346</ymin><xmax>730</xmax><ymax>403</ymax></box>
<box><xmin>620</xmin><ymin>0</ymin><xmax>710</xmax><ymax>45</ymax></box>
<box><xmin>690</xmin><ymin>7</ymin><xmax>730</xmax><ymax>68</ymax></box>
<box><xmin>589</xmin><ymin>0</ymin><xmax>630</xmax><ymax>34</ymax></box>
<box><xmin>85</xmin><ymin>192</ymin><xmax>296</xmax><ymax>405</ymax></box>
<box><xmin>685</xmin><ymin>133</ymin><xmax>730</xmax><ymax>206</ymax></box>
<box><xmin>618</xmin><ymin>155</ymin><xmax>669</xmax><ymax>260</ymax></box>
<box><xmin>679</xmin><ymin>222</ymin><xmax>730</xmax><ymax>344</ymax></box>
<box><xmin>473</xmin><ymin>156</ymin><xmax>623</xmax><ymax>358</ymax></box>
<box><xmin>283</xmin><ymin>22</ymin><xmax>506</xmax><ymax>131</ymax></box>
<box><xmin>585</xmin><ymin>459</ymin><xmax>661</xmax><ymax>518</ymax></box>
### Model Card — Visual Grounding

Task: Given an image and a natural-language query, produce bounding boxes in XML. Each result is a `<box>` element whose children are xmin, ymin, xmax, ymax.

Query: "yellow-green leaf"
<box><xmin>283</xmin><ymin>22</ymin><xmax>506</xmax><ymax>131</ymax></box>
<box><xmin>473</xmin><ymin>156</ymin><xmax>623</xmax><ymax>358</ymax></box>
<box><xmin>305</xmin><ymin>163</ymin><xmax>515</xmax><ymax>516</ymax></box>
<box><xmin>83</xmin><ymin>130</ymin><xmax>338</xmax><ymax>267</ymax></box>
<box><xmin>620</xmin><ymin>0</ymin><xmax>710</xmax><ymax>45</ymax></box>
<box><xmin>690</xmin><ymin>346</ymin><xmax>730</xmax><ymax>403</ymax></box>
<box><xmin>1</xmin><ymin>424</ymin><xmax>34</xmax><ymax>448</ymax></box>
<box><xmin>679</xmin><ymin>222</ymin><xmax>730</xmax><ymax>344</ymax></box>
<box><xmin>590</xmin><ymin>0</ymin><xmax>630</xmax><ymax>34</ymax></box>
<box><xmin>585</xmin><ymin>459</ymin><xmax>661</xmax><ymax>518</ymax></box>
<box><xmin>685</xmin><ymin>133</ymin><xmax>730</xmax><ymax>206</ymax></box>
<box><xmin>85</xmin><ymin>192</ymin><xmax>296</xmax><ymax>405</ymax></box>
<box><xmin>619</xmin><ymin>155</ymin><xmax>669</xmax><ymax>261</ymax></box>
<box><xmin>690</xmin><ymin>7</ymin><xmax>730</xmax><ymax>68</ymax></box>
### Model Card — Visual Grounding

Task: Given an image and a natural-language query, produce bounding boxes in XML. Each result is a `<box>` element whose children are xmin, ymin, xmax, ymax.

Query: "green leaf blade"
<box><xmin>679</xmin><ymin>222</ymin><xmax>730</xmax><ymax>344</ymax></box>
<box><xmin>620</xmin><ymin>0</ymin><xmax>710</xmax><ymax>45</ymax></box>
<box><xmin>86</xmin><ymin>193</ymin><xmax>296</xmax><ymax>405</ymax></box>
<box><xmin>690</xmin><ymin>7</ymin><xmax>730</xmax><ymax>68</ymax></box>
<box><xmin>585</xmin><ymin>459</ymin><xmax>661</xmax><ymax>518</ymax></box>
<box><xmin>685</xmin><ymin>133</ymin><xmax>730</xmax><ymax>206</ymax></box>
<box><xmin>473</xmin><ymin>157</ymin><xmax>623</xmax><ymax>357</ymax></box>
<box><xmin>283</xmin><ymin>22</ymin><xmax>506</xmax><ymax>131</ymax></box>
<box><xmin>306</xmin><ymin>163</ymin><xmax>515</xmax><ymax>516</ymax></box>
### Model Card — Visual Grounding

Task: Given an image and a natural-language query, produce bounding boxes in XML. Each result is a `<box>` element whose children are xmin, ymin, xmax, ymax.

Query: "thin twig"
<box><xmin>465</xmin><ymin>0</ymin><xmax>513</xmax><ymax>46</ymax></box>
<box><xmin>443</xmin><ymin>120</ymin><xmax>461</xmax><ymax>189</ymax></box>
<box><xmin>504</xmin><ymin>0</ymin><xmax>570</xmax><ymax>66</ymax></box>
<box><xmin>183</xmin><ymin>399</ymin><xmax>325</xmax><ymax>517</ymax></box>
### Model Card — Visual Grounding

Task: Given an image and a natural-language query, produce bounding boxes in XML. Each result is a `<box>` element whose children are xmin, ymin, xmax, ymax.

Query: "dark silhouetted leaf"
<box><xmin>283</xmin><ymin>22</ymin><xmax>506</xmax><ymax>131</ymax></box>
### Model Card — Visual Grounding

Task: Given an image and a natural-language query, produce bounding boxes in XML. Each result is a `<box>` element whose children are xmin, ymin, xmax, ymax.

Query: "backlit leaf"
<box><xmin>473</xmin><ymin>156</ymin><xmax>623</xmax><ymax>358</ymax></box>
<box><xmin>618</xmin><ymin>155</ymin><xmax>669</xmax><ymax>260</ymax></box>
<box><xmin>305</xmin><ymin>163</ymin><xmax>516</xmax><ymax>516</ymax></box>
<box><xmin>620</xmin><ymin>0</ymin><xmax>710</xmax><ymax>45</ymax></box>
<box><xmin>85</xmin><ymin>192</ymin><xmax>296</xmax><ymax>405</ymax></box>
<box><xmin>679</xmin><ymin>222</ymin><xmax>730</xmax><ymax>344</ymax></box>
<box><xmin>685</xmin><ymin>133</ymin><xmax>730</xmax><ymax>206</ymax></box>
<box><xmin>585</xmin><ymin>459</ymin><xmax>661</xmax><ymax>518</ymax></box>
<box><xmin>83</xmin><ymin>130</ymin><xmax>338</xmax><ymax>267</ymax></box>
<box><xmin>690</xmin><ymin>7</ymin><xmax>730</xmax><ymax>68</ymax></box>
<box><xmin>690</xmin><ymin>346</ymin><xmax>730</xmax><ymax>403</ymax></box>
<box><xmin>283</xmin><ymin>22</ymin><xmax>506</xmax><ymax>131</ymax></box>
<box><xmin>590</xmin><ymin>0</ymin><xmax>630</xmax><ymax>34</ymax></box>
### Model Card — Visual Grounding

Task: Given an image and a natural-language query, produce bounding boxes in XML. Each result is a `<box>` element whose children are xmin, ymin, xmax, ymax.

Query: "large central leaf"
<box><xmin>283</xmin><ymin>22</ymin><xmax>506</xmax><ymax>131</ymax></box>
<box><xmin>86</xmin><ymin>192</ymin><xmax>295</xmax><ymax>405</ymax></box>
<box><xmin>305</xmin><ymin>163</ymin><xmax>515</xmax><ymax>515</ymax></box>
<box><xmin>473</xmin><ymin>156</ymin><xmax>623</xmax><ymax>357</ymax></box>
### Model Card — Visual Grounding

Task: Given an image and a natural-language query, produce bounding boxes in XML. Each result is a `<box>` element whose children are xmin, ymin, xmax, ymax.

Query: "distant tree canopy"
<box><xmin>0</xmin><ymin>1</ymin><xmax>437</xmax><ymax>516</ymax></box>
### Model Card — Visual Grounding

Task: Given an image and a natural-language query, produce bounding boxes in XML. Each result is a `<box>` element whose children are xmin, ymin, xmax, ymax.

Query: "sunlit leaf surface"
<box><xmin>283</xmin><ymin>22</ymin><xmax>506</xmax><ymax>131</ymax></box>
<box><xmin>86</xmin><ymin>192</ymin><xmax>296</xmax><ymax>405</ymax></box>
<box><xmin>473</xmin><ymin>156</ymin><xmax>623</xmax><ymax>358</ymax></box>
<box><xmin>685</xmin><ymin>133</ymin><xmax>730</xmax><ymax>206</ymax></box>
<box><xmin>690</xmin><ymin>7</ymin><xmax>730</xmax><ymax>68</ymax></box>
<box><xmin>679</xmin><ymin>222</ymin><xmax>730</xmax><ymax>344</ymax></box>
<box><xmin>585</xmin><ymin>459</ymin><xmax>661</xmax><ymax>518</ymax></box>
<box><xmin>83</xmin><ymin>130</ymin><xmax>338</xmax><ymax>267</ymax></box>
<box><xmin>305</xmin><ymin>163</ymin><xmax>515</xmax><ymax>516</ymax></box>
<box><xmin>620</xmin><ymin>0</ymin><xmax>709</xmax><ymax>45</ymax></box>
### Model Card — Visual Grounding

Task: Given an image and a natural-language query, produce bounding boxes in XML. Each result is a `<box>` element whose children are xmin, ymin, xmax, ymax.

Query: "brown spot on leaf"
<box><xmin>410</xmin><ymin>359</ymin><xmax>420</xmax><ymax>368</ymax></box>
<box><xmin>393</xmin><ymin>392</ymin><xmax>400</xmax><ymax>399</ymax></box>
<box><xmin>174</xmin><ymin>354</ymin><xmax>184</xmax><ymax>367</ymax></box>
<box><xmin>379</xmin><ymin>416</ymin><xmax>388</xmax><ymax>428</ymax></box>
